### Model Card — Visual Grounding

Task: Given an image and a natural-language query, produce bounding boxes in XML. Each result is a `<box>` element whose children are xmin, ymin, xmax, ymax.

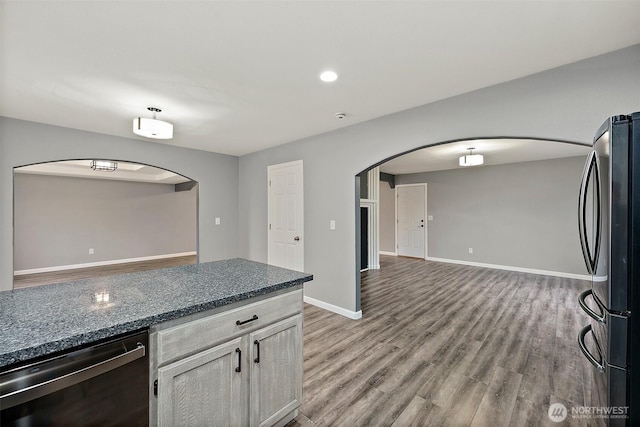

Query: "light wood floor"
<box><xmin>13</xmin><ymin>255</ymin><xmax>197</xmax><ymax>288</ymax></box>
<box><xmin>290</xmin><ymin>255</ymin><xmax>593</xmax><ymax>427</ymax></box>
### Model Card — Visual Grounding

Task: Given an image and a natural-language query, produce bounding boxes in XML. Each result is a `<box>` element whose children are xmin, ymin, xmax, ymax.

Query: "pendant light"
<box><xmin>133</xmin><ymin>107</ymin><xmax>173</xmax><ymax>140</ymax></box>
<box><xmin>459</xmin><ymin>147</ymin><xmax>484</xmax><ymax>167</ymax></box>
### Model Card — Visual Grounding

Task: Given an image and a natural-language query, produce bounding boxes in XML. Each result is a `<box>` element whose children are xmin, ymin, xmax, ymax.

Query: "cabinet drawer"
<box><xmin>155</xmin><ymin>289</ymin><xmax>302</xmax><ymax>366</ymax></box>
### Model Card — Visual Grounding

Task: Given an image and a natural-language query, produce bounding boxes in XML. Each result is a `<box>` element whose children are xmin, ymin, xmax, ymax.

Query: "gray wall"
<box><xmin>395</xmin><ymin>156</ymin><xmax>587</xmax><ymax>274</ymax></box>
<box><xmin>1</xmin><ymin>118</ymin><xmax>239</xmax><ymax>291</ymax></box>
<box><xmin>238</xmin><ymin>45</ymin><xmax>640</xmax><ymax>315</ymax></box>
<box><xmin>14</xmin><ymin>174</ymin><xmax>196</xmax><ymax>271</ymax></box>
<box><xmin>379</xmin><ymin>181</ymin><xmax>396</xmax><ymax>253</ymax></box>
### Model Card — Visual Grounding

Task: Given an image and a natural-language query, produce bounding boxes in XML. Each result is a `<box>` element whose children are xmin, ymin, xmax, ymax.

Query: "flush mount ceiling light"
<box><xmin>133</xmin><ymin>107</ymin><xmax>173</xmax><ymax>140</ymax></box>
<box><xmin>90</xmin><ymin>160</ymin><xmax>118</xmax><ymax>172</ymax></box>
<box><xmin>459</xmin><ymin>147</ymin><xmax>484</xmax><ymax>167</ymax></box>
<box><xmin>320</xmin><ymin>70</ymin><xmax>338</xmax><ymax>82</ymax></box>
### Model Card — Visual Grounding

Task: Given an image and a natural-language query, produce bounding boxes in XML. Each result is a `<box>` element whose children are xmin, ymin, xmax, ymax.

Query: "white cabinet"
<box><xmin>150</xmin><ymin>289</ymin><xmax>303</xmax><ymax>427</ymax></box>
<box><xmin>250</xmin><ymin>315</ymin><xmax>303</xmax><ymax>427</ymax></box>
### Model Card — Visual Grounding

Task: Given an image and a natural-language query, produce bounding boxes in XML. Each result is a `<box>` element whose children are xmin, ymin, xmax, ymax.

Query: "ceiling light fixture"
<box><xmin>133</xmin><ymin>107</ymin><xmax>173</xmax><ymax>139</ymax></box>
<box><xmin>320</xmin><ymin>70</ymin><xmax>338</xmax><ymax>82</ymax></box>
<box><xmin>90</xmin><ymin>160</ymin><xmax>118</xmax><ymax>172</ymax></box>
<box><xmin>459</xmin><ymin>147</ymin><xmax>484</xmax><ymax>167</ymax></box>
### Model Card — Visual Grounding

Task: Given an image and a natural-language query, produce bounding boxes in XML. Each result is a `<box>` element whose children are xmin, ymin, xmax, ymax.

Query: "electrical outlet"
<box><xmin>330</xmin><ymin>220</ymin><xmax>336</xmax><ymax>230</ymax></box>
<box><xmin>89</xmin><ymin>248</ymin><xmax>95</xmax><ymax>255</ymax></box>
<box><xmin>468</xmin><ymin>248</ymin><xmax>473</xmax><ymax>254</ymax></box>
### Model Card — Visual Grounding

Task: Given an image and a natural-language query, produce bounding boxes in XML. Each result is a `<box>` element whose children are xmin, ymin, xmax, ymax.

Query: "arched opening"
<box><xmin>13</xmin><ymin>159</ymin><xmax>198</xmax><ymax>288</ymax></box>
<box><xmin>355</xmin><ymin>137</ymin><xmax>591</xmax><ymax>314</ymax></box>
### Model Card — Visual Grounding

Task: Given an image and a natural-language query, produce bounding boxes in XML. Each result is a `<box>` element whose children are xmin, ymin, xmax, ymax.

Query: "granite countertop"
<box><xmin>0</xmin><ymin>258</ymin><xmax>312</xmax><ymax>368</ymax></box>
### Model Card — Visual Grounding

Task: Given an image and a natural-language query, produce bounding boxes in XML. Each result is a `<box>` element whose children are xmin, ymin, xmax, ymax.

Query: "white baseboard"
<box><xmin>379</xmin><ymin>251</ymin><xmax>397</xmax><ymax>256</ymax></box>
<box><xmin>303</xmin><ymin>296</ymin><xmax>362</xmax><ymax>320</ymax></box>
<box><xmin>426</xmin><ymin>257</ymin><xmax>592</xmax><ymax>281</ymax></box>
<box><xmin>14</xmin><ymin>252</ymin><xmax>197</xmax><ymax>276</ymax></box>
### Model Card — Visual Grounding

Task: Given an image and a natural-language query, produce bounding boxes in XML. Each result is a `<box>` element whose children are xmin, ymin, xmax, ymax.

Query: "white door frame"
<box><xmin>395</xmin><ymin>183</ymin><xmax>428</xmax><ymax>259</ymax></box>
<box><xmin>359</xmin><ymin>166</ymin><xmax>380</xmax><ymax>270</ymax></box>
<box><xmin>267</xmin><ymin>160</ymin><xmax>304</xmax><ymax>270</ymax></box>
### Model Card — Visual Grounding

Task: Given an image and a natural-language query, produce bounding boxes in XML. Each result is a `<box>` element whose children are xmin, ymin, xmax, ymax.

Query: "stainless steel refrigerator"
<box><xmin>578</xmin><ymin>112</ymin><xmax>640</xmax><ymax>426</ymax></box>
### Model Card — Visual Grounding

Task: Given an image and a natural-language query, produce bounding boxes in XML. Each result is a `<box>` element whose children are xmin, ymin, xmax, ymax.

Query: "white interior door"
<box><xmin>268</xmin><ymin>160</ymin><xmax>304</xmax><ymax>271</ymax></box>
<box><xmin>396</xmin><ymin>184</ymin><xmax>426</xmax><ymax>258</ymax></box>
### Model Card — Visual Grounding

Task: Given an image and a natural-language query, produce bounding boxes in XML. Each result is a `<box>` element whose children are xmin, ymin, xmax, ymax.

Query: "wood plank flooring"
<box><xmin>289</xmin><ymin>255</ymin><xmax>593</xmax><ymax>427</ymax></box>
<box><xmin>13</xmin><ymin>255</ymin><xmax>197</xmax><ymax>288</ymax></box>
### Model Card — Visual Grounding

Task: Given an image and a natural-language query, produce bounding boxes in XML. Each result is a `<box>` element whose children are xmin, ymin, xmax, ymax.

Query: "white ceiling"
<box><xmin>379</xmin><ymin>138</ymin><xmax>591</xmax><ymax>175</ymax></box>
<box><xmin>2</xmin><ymin>1</ymin><xmax>640</xmax><ymax>157</ymax></box>
<box><xmin>15</xmin><ymin>160</ymin><xmax>190</xmax><ymax>185</ymax></box>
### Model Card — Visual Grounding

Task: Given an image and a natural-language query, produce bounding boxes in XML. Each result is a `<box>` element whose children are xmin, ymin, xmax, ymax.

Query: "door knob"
<box><xmin>294</xmin><ymin>236</ymin><xmax>300</xmax><ymax>241</ymax></box>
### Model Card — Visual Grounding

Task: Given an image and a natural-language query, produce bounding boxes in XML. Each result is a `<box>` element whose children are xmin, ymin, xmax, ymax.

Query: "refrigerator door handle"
<box><xmin>591</xmin><ymin>152</ymin><xmax>602</xmax><ymax>274</ymax></box>
<box><xmin>577</xmin><ymin>151</ymin><xmax>601</xmax><ymax>274</ymax></box>
<box><xmin>578</xmin><ymin>289</ymin><xmax>606</xmax><ymax>324</ymax></box>
<box><xmin>578</xmin><ymin>325</ymin><xmax>605</xmax><ymax>373</ymax></box>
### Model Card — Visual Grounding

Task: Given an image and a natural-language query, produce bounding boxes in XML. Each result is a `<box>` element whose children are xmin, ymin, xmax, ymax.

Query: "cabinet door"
<box><xmin>157</xmin><ymin>338</ymin><xmax>244</xmax><ymax>427</ymax></box>
<box><xmin>249</xmin><ymin>314</ymin><xmax>303</xmax><ymax>427</ymax></box>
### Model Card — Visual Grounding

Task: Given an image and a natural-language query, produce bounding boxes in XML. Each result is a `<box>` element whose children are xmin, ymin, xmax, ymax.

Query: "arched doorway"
<box><xmin>13</xmin><ymin>159</ymin><xmax>198</xmax><ymax>288</ymax></box>
<box><xmin>355</xmin><ymin>137</ymin><xmax>591</xmax><ymax>314</ymax></box>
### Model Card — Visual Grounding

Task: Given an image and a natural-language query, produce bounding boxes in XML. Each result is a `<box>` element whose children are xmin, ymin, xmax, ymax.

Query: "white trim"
<box><xmin>14</xmin><ymin>252</ymin><xmax>197</xmax><ymax>276</ymax></box>
<box><xmin>303</xmin><ymin>296</ymin><xmax>362</xmax><ymax>320</ymax></box>
<box><xmin>379</xmin><ymin>251</ymin><xmax>397</xmax><ymax>256</ymax></box>
<box><xmin>359</xmin><ymin>166</ymin><xmax>380</xmax><ymax>270</ymax></box>
<box><xmin>267</xmin><ymin>159</ymin><xmax>303</xmax><ymax>170</ymax></box>
<box><xmin>426</xmin><ymin>256</ymin><xmax>593</xmax><ymax>281</ymax></box>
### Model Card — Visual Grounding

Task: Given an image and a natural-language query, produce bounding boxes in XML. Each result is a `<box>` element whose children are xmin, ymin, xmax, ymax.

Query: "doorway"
<box><xmin>13</xmin><ymin>160</ymin><xmax>198</xmax><ymax>289</ymax></box>
<box><xmin>396</xmin><ymin>184</ymin><xmax>427</xmax><ymax>259</ymax></box>
<box><xmin>356</xmin><ymin>138</ymin><xmax>592</xmax><ymax>317</ymax></box>
<box><xmin>360</xmin><ymin>207</ymin><xmax>369</xmax><ymax>270</ymax></box>
<box><xmin>267</xmin><ymin>160</ymin><xmax>304</xmax><ymax>271</ymax></box>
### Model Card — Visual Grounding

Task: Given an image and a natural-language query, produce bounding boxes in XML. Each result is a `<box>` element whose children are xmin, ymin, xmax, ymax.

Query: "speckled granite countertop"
<box><xmin>0</xmin><ymin>259</ymin><xmax>312</xmax><ymax>369</ymax></box>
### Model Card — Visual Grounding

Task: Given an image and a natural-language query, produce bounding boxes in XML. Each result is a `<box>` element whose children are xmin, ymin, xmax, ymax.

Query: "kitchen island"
<box><xmin>0</xmin><ymin>258</ymin><xmax>312</xmax><ymax>368</ymax></box>
<box><xmin>1</xmin><ymin>258</ymin><xmax>312</xmax><ymax>426</ymax></box>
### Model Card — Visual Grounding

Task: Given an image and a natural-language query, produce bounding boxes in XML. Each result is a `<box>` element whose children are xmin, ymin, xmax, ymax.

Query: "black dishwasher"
<box><xmin>0</xmin><ymin>330</ymin><xmax>149</xmax><ymax>427</ymax></box>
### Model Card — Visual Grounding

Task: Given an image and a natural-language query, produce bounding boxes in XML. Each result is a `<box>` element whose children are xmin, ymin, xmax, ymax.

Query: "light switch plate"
<box><xmin>330</xmin><ymin>220</ymin><xmax>336</xmax><ymax>230</ymax></box>
<box><xmin>215</xmin><ymin>217</ymin><xmax>221</xmax><ymax>225</ymax></box>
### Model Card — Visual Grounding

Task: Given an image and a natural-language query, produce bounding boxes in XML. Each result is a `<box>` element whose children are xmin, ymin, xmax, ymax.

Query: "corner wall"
<box><xmin>238</xmin><ymin>44</ymin><xmax>640</xmax><ymax>315</ymax></box>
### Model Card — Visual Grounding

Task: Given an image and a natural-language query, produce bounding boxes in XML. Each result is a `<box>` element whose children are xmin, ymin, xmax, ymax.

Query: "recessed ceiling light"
<box><xmin>320</xmin><ymin>70</ymin><xmax>338</xmax><ymax>82</ymax></box>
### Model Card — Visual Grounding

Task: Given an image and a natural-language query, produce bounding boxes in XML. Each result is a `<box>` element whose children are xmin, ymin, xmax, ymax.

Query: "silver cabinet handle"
<box><xmin>578</xmin><ymin>325</ymin><xmax>605</xmax><ymax>373</ymax></box>
<box><xmin>578</xmin><ymin>289</ymin><xmax>606</xmax><ymax>324</ymax></box>
<box><xmin>0</xmin><ymin>343</ymin><xmax>145</xmax><ymax>409</ymax></box>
